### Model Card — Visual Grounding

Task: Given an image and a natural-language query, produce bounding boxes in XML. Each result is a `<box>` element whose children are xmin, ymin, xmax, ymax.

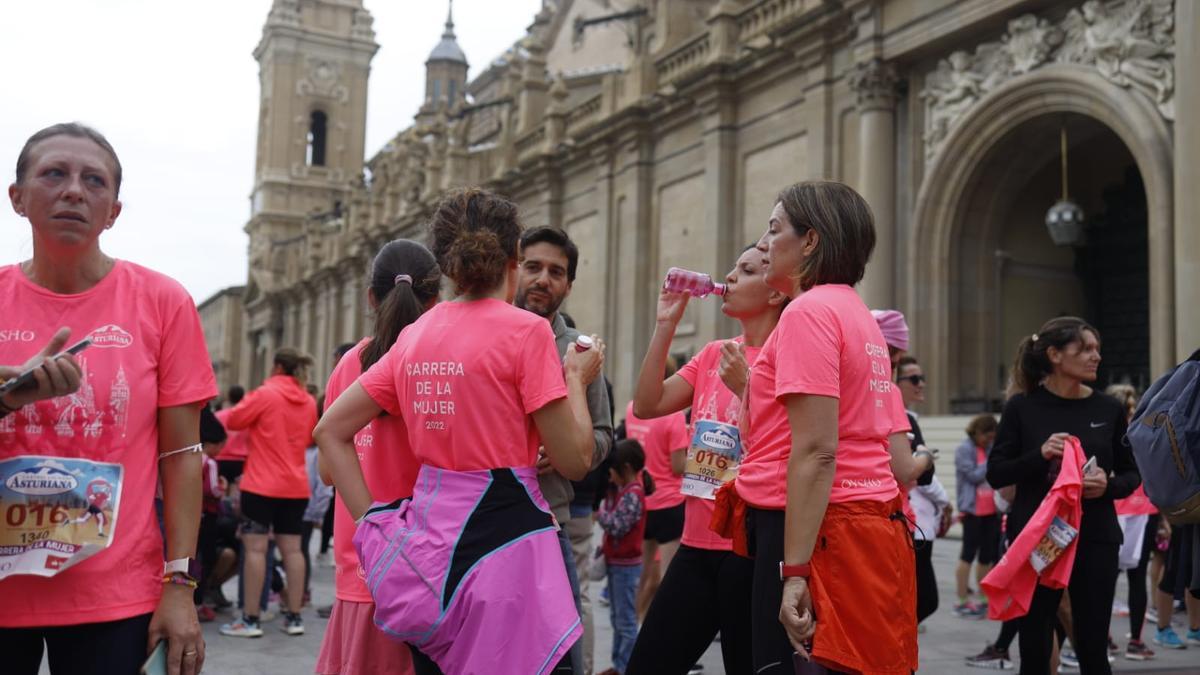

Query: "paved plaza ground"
<box><xmin>176</xmin><ymin>531</ymin><xmax>1199</xmax><ymax>675</ymax></box>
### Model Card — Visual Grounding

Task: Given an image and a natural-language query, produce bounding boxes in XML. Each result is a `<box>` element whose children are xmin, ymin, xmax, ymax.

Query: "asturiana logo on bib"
<box><xmin>88</xmin><ymin>324</ymin><xmax>133</xmax><ymax>348</ymax></box>
<box><xmin>6</xmin><ymin>467</ymin><xmax>79</xmax><ymax>496</ymax></box>
<box><xmin>701</xmin><ymin>429</ymin><xmax>737</xmax><ymax>451</ymax></box>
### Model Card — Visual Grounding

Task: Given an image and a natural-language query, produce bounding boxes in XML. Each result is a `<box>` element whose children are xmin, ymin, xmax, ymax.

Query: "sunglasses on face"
<box><xmin>898</xmin><ymin>374</ymin><xmax>926</xmax><ymax>386</ymax></box>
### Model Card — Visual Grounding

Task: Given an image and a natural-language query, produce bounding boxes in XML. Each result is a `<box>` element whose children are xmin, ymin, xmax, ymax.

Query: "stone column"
<box><xmin>850</xmin><ymin>58</ymin><xmax>898</xmax><ymax>309</ymax></box>
<box><xmin>609</xmin><ymin>130</ymin><xmax>654</xmax><ymax>408</ymax></box>
<box><xmin>1175</xmin><ymin>0</ymin><xmax>1200</xmax><ymax>362</ymax></box>
<box><xmin>517</xmin><ymin>38</ymin><xmax>548</xmax><ymax>135</ymax></box>
<box><xmin>698</xmin><ymin>82</ymin><xmax>739</xmax><ymax>340</ymax></box>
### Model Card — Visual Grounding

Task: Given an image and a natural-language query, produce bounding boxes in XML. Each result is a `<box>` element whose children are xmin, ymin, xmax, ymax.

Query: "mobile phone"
<box><xmin>1081</xmin><ymin>455</ymin><xmax>1098</xmax><ymax>476</ymax></box>
<box><xmin>140</xmin><ymin>639</ymin><xmax>167</xmax><ymax>675</ymax></box>
<box><xmin>0</xmin><ymin>338</ymin><xmax>92</xmax><ymax>396</ymax></box>
<box><xmin>793</xmin><ymin>650</ymin><xmax>830</xmax><ymax>674</ymax></box>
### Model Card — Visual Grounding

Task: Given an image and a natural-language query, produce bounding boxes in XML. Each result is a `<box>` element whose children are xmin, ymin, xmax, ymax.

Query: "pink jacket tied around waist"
<box><xmin>354</xmin><ymin>464</ymin><xmax>581</xmax><ymax>675</ymax></box>
<box><xmin>981</xmin><ymin>436</ymin><xmax>1085</xmax><ymax>621</ymax></box>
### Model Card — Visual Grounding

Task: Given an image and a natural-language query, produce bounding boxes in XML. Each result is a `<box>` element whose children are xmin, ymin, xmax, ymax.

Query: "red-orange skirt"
<box><xmin>808</xmin><ymin>497</ymin><xmax>918</xmax><ymax>675</ymax></box>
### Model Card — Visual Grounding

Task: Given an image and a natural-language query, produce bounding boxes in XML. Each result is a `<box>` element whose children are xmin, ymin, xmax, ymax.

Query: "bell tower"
<box><xmin>241</xmin><ymin>0</ymin><xmax>378</xmax><ymax>384</ymax></box>
<box><xmin>418</xmin><ymin>1</ymin><xmax>469</xmax><ymax>122</ymax></box>
<box><xmin>246</xmin><ymin>0</ymin><xmax>378</xmax><ymax>295</ymax></box>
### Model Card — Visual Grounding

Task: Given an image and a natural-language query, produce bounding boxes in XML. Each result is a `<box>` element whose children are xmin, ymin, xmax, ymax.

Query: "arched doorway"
<box><xmin>910</xmin><ymin>65</ymin><xmax>1174</xmax><ymax>413</ymax></box>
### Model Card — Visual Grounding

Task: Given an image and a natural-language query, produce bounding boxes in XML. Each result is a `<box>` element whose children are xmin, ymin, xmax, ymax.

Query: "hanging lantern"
<box><xmin>1045</xmin><ymin>125</ymin><xmax>1086</xmax><ymax>246</ymax></box>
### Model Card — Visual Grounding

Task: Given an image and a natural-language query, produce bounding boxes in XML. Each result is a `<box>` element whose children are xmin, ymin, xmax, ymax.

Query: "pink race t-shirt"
<box><xmin>213</xmin><ymin>408</ymin><xmax>248</xmax><ymax>461</ymax></box>
<box><xmin>0</xmin><ymin>261</ymin><xmax>217</xmax><ymax>627</ymax></box>
<box><xmin>677</xmin><ymin>338</ymin><xmax>761</xmax><ymax>551</ymax></box>
<box><xmin>974</xmin><ymin>446</ymin><xmax>997</xmax><ymax>517</ymax></box>
<box><xmin>1115</xmin><ymin>485</ymin><xmax>1157</xmax><ymax>516</ymax></box>
<box><xmin>359</xmin><ymin>299</ymin><xmax>566</xmax><ymax>471</ymax></box>
<box><xmin>737</xmin><ymin>285</ymin><xmax>899</xmax><ymax>510</ymax></box>
<box><xmin>624</xmin><ymin>402</ymin><xmax>689</xmax><ymax>512</ymax></box>
<box><xmin>325</xmin><ymin>340</ymin><xmax>421</xmax><ymax>602</ymax></box>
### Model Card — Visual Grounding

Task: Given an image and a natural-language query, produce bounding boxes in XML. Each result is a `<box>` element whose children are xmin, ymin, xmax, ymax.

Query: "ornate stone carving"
<box><xmin>849</xmin><ymin>59</ymin><xmax>899</xmax><ymax>110</ymax></box>
<box><xmin>920</xmin><ymin>0</ymin><xmax>1174</xmax><ymax>162</ymax></box>
<box><xmin>351</xmin><ymin>9</ymin><xmax>376</xmax><ymax>42</ymax></box>
<box><xmin>266</xmin><ymin>0</ymin><xmax>300</xmax><ymax>29</ymax></box>
<box><xmin>297</xmin><ymin>57</ymin><xmax>349</xmax><ymax>103</ymax></box>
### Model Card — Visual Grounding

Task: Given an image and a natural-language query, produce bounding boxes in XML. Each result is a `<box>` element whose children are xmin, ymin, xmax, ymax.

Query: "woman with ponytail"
<box><xmin>986</xmin><ymin>316</ymin><xmax>1141</xmax><ymax>674</ymax></box>
<box><xmin>316</xmin><ymin>188</ymin><xmax>605</xmax><ymax>675</ymax></box>
<box><xmin>315</xmin><ymin>239</ymin><xmax>440</xmax><ymax>675</ymax></box>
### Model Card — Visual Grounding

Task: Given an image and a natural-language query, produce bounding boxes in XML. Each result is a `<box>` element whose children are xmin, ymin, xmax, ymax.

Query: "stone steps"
<box><xmin>912</xmin><ymin>414</ymin><xmax>997</xmax><ymax>538</ymax></box>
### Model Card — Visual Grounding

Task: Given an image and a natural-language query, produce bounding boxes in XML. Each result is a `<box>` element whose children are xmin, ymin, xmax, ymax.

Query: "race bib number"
<box><xmin>0</xmin><ymin>456</ymin><xmax>124</xmax><ymax>580</ymax></box>
<box><xmin>1030</xmin><ymin>515</ymin><xmax>1078</xmax><ymax>574</ymax></box>
<box><xmin>680</xmin><ymin>420</ymin><xmax>742</xmax><ymax>500</ymax></box>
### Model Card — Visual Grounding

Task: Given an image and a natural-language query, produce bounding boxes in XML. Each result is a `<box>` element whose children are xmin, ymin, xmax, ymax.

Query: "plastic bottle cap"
<box><xmin>574</xmin><ymin>335</ymin><xmax>594</xmax><ymax>352</ymax></box>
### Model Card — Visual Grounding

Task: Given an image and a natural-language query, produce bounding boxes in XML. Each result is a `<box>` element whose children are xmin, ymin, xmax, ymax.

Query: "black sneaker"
<box><xmin>966</xmin><ymin>643</ymin><xmax>1013</xmax><ymax>669</ymax></box>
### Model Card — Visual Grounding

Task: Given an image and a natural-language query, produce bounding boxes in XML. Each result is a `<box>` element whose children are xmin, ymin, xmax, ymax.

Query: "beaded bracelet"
<box><xmin>163</xmin><ymin>572</ymin><xmax>198</xmax><ymax>589</ymax></box>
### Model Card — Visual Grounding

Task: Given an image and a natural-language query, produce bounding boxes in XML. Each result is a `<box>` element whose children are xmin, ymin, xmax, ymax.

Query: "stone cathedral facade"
<box><xmin>199</xmin><ymin>0</ymin><xmax>1199</xmax><ymax>414</ymax></box>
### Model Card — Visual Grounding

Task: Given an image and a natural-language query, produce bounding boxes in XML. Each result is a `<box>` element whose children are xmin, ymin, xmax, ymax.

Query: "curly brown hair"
<box><xmin>430</xmin><ymin>188</ymin><xmax>522</xmax><ymax>296</ymax></box>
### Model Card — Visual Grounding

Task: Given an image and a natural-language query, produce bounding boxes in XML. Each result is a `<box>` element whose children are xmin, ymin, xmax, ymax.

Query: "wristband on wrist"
<box><xmin>163</xmin><ymin>572</ymin><xmax>198</xmax><ymax>589</ymax></box>
<box><xmin>779</xmin><ymin>561</ymin><xmax>812</xmax><ymax>580</ymax></box>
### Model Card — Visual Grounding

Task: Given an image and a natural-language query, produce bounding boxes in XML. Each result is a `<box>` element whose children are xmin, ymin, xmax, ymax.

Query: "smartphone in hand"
<box><xmin>1081</xmin><ymin>455</ymin><xmax>1098</xmax><ymax>476</ymax></box>
<box><xmin>0</xmin><ymin>338</ymin><xmax>91</xmax><ymax>397</ymax></box>
<box><xmin>141</xmin><ymin>640</ymin><xmax>167</xmax><ymax>675</ymax></box>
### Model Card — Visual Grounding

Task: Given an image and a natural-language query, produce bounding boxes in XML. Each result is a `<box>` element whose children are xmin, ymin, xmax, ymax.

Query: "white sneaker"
<box><xmin>219</xmin><ymin>617</ymin><xmax>263</xmax><ymax>638</ymax></box>
<box><xmin>282</xmin><ymin>613</ymin><xmax>305</xmax><ymax>636</ymax></box>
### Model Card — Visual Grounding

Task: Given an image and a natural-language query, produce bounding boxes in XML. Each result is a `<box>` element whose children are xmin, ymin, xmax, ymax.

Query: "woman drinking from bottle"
<box><xmin>625</xmin><ymin>246</ymin><xmax>787</xmax><ymax>674</ymax></box>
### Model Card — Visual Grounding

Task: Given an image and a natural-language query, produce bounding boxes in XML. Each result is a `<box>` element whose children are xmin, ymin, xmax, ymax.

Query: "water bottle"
<box><xmin>663</xmin><ymin>267</ymin><xmax>727</xmax><ymax>298</ymax></box>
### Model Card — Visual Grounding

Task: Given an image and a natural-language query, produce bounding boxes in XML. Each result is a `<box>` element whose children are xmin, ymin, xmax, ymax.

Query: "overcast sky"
<box><xmin>0</xmin><ymin>0</ymin><xmax>540</xmax><ymax>303</ymax></box>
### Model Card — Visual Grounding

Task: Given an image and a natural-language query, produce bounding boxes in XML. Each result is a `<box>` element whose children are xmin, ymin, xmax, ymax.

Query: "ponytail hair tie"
<box><xmin>1031</xmin><ymin>333</ymin><xmax>1039</xmax><ymax>343</ymax></box>
<box><xmin>394</xmin><ymin>274</ymin><xmax>413</xmax><ymax>286</ymax></box>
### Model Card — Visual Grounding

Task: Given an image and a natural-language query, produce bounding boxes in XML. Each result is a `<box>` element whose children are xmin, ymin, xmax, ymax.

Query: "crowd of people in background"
<box><xmin>3</xmin><ymin>119</ymin><xmax>1199</xmax><ymax>675</ymax></box>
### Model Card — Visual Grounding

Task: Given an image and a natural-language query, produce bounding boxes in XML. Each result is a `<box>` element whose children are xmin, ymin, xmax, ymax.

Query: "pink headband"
<box><xmin>870</xmin><ymin>309</ymin><xmax>909</xmax><ymax>352</ymax></box>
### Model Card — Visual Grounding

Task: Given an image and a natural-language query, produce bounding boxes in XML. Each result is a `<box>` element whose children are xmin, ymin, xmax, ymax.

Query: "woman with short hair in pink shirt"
<box><xmin>315</xmin><ymin>238</ymin><xmax>441</xmax><ymax>675</ymax></box>
<box><xmin>0</xmin><ymin>123</ymin><xmax>217</xmax><ymax>675</ymax></box>
<box><xmin>729</xmin><ymin>181</ymin><xmax>918</xmax><ymax>674</ymax></box>
<box><xmin>316</xmin><ymin>188</ymin><xmax>605</xmax><ymax>675</ymax></box>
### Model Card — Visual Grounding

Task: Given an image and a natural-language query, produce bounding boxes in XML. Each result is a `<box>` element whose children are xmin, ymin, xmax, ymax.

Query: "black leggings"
<box><xmin>1017</xmin><ymin>541</ymin><xmax>1119</xmax><ymax>675</ymax></box>
<box><xmin>745</xmin><ymin>507</ymin><xmax>795</xmax><ymax>675</ymax></box>
<box><xmin>914</xmin><ymin>538</ymin><xmax>939</xmax><ymax>623</ymax></box>
<box><xmin>995</xmin><ymin>620</ymin><xmax>1019</xmax><ymax>651</ymax></box>
<box><xmin>320</xmin><ymin>491</ymin><xmax>335</xmax><ymax>554</ymax></box>
<box><xmin>300</xmin><ymin>520</ymin><xmax>315</xmax><ymax>593</ymax></box>
<box><xmin>410</xmin><ymin>645</ymin><xmax>573</xmax><ymax>674</ymax></box>
<box><xmin>0</xmin><ymin>613</ymin><xmax>153</xmax><ymax>675</ymax></box>
<box><xmin>1127</xmin><ymin>514</ymin><xmax>1158</xmax><ymax>640</ymax></box>
<box><xmin>626</xmin><ymin>544</ymin><xmax>754</xmax><ymax>675</ymax></box>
